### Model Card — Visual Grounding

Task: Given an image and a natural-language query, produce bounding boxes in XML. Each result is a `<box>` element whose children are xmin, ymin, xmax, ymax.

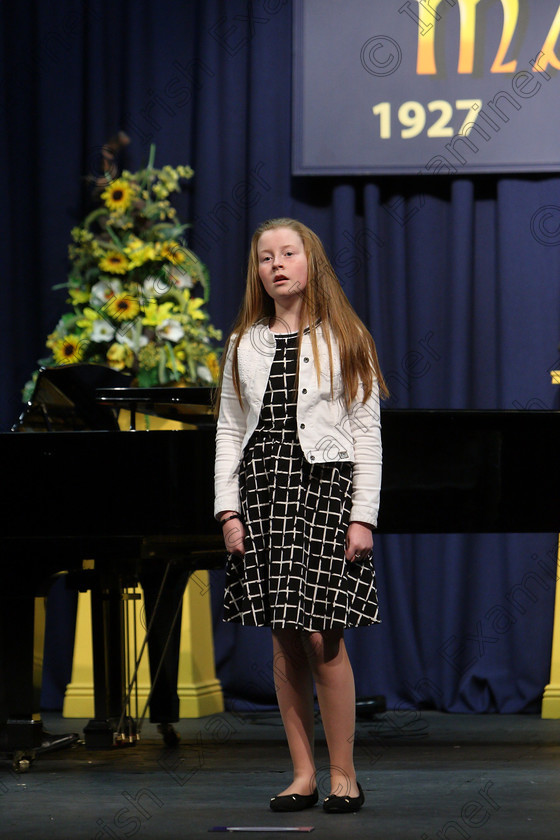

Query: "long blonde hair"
<box><xmin>213</xmin><ymin>218</ymin><xmax>388</xmax><ymax>416</ymax></box>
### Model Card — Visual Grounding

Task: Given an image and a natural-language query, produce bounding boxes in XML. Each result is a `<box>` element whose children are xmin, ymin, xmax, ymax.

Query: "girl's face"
<box><xmin>256</xmin><ymin>227</ymin><xmax>308</xmax><ymax>305</ymax></box>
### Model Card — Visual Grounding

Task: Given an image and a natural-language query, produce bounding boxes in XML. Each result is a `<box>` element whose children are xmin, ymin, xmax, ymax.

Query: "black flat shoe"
<box><xmin>270</xmin><ymin>789</ymin><xmax>319</xmax><ymax>812</ymax></box>
<box><xmin>323</xmin><ymin>782</ymin><xmax>365</xmax><ymax>813</ymax></box>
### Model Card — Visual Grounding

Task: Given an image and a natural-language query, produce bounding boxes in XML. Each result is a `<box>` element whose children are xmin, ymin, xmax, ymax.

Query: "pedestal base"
<box><xmin>63</xmin><ymin>571</ymin><xmax>223</xmax><ymax>721</ymax></box>
<box><xmin>542</xmin><ymin>527</ymin><xmax>560</xmax><ymax>719</ymax></box>
<box><xmin>541</xmin><ymin>687</ymin><xmax>560</xmax><ymax>718</ymax></box>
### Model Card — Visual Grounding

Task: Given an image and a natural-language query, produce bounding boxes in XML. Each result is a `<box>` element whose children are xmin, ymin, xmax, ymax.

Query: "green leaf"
<box><xmin>137</xmin><ymin>367</ymin><xmax>158</xmax><ymax>387</ymax></box>
<box><xmin>187</xmin><ymin>353</ymin><xmax>197</xmax><ymax>383</ymax></box>
<box><xmin>106</xmin><ymin>226</ymin><xmax>125</xmax><ymax>249</ymax></box>
<box><xmin>83</xmin><ymin>206</ymin><xmax>109</xmax><ymax>229</ymax></box>
<box><xmin>165</xmin><ymin>341</ymin><xmax>181</xmax><ymax>381</ymax></box>
<box><xmin>151</xmin><ymin>223</ymin><xmax>189</xmax><ymax>238</ymax></box>
<box><xmin>157</xmin><ymin>348</ymin><xmax>167</xmax><ymax>384</ymax></box>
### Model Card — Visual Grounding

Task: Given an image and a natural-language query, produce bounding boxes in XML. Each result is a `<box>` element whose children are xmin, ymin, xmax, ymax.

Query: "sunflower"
<box><xmin>52</xmin><ymin>335</ymin><xmax>85</xmax><ymax>365</ymax></box>
<box><xmin>101</xmin><ymin>178</ymin><xmax>134</xmax><ymax>214</ymax></box>
<box><xmin>104</xmin><ymin>293</ymin><xmax>140</xmax><ymax>322</ymax></box>
<box><xmin>99</xmin><ymin>251</ymin><xmax>130</xmax><ymax>275</ymax></box>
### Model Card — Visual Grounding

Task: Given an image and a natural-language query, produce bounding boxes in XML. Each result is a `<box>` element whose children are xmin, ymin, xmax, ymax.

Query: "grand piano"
<box><xmin>1</xmin><ymin>365</ymin><xmax>559</xmax><ymax>765</ymax></box>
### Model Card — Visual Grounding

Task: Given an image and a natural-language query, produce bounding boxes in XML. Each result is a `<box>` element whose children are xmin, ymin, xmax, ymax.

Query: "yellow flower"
<box><xmin>205</xmin><ymin>352</ymin><xmax>220</xmax><ymax>380</ymax></box>
<box><xmin>124</xmin><ymin>235</ymin><xmax>143</xmax><ymax>251</ymax></box>
<box><xmin>104</xmin><ymin>294</ymin><xmax>140</xmax><ymax>321</ymax></box>
<box><xmin>152</xmin><ymin>182</ymin><xmax>170</xmax><ymax>200</ymax></box>
<box><xmin>69</xmin><ymin>288</ymin><xmax>90</xmax><ymax>305</ymax></box>
<box><xmin>107</xmin><ymin>343</ymin><xmax>134</xmax><ymax>370</ymax></box>
<box><xmin>141</xmin><ymin>300</ymin><xmax>175</xmax><ymax>327</ymax></box>
<box><xmin>101</xmin><ymin>179</ymin><xmax>134</xmax><ymax>214</ymax></box>
<box><xmin>176</xmin><ymin>165</ymin><xmax>194</xmax><ymax>179</ymax></box>
<box><xmin>125</xmin><ymin>236</ymin><xmax>155</xmax><ymax>268</ymax></box>
<box><xmin>76</xmin><ymin>307</ymin><xmax>101</xmax><ymax>332</ymax></box>
<box><xmin>138</xmin><ymin>343</ymin><xmax>161</xmax><ymax>370</ymax></box>
<box><xmin>91</xmin><ymin>241</ymin><xmax>106</xmax><ymax>260</ymax></box>
<box><xmin>126</xmin><ymin>242</ymin><xmax>156</xmax><ymax>269</ymax></box>
<box><xmin>160</xmin><ymin>240</ymin><xmax>186</xmax><ymax>265</ymax></box>
<box><xmin>99</xmin><ymin>251</ymin><xmax>129</xmax><ymax>274</ymax></box>
<box><xmin>71</xmin><ymin>227</ymin><xmax>94</xmax><ymax>244</ymax></box>
<box><xmin>52</xmin><ymin>335</ymin><xmax>85</xmax><ymax>365</ymax></box>
<box><xmin>162</xmin><ymin>164</ymin><xmax>180</xmax><ymax>181</ymax></box>
<box><xmin>187</xmin><ymin>297</ymin><xmax>205</xmax><ymax>320</ymax></box>
<box><xmin>166</xmin><ymin>354</ymin><xmax>186</xmax><ymax>374</ymax></box>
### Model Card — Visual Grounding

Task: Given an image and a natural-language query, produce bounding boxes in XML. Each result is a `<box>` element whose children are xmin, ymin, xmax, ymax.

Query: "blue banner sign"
<box><xmin>292</xmin><ymin>0</ymin><xmax>560</xmax><ymax>175</ymax></box>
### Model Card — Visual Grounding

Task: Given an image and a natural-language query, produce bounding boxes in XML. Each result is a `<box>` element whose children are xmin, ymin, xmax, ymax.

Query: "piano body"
<box><xmin>0</xmin><ymin>367</ymin><xmax>224</xmax><ymax>761</ymax></box>
<box><xmin>1</xmin><ymin>366</ymin><xmax>560</xmax><ymax>762</ymax></box>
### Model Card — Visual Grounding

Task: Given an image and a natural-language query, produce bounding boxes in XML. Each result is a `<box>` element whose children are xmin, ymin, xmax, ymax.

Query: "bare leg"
<box><xmin>271</xmin><ymin>628</ymin><xmax>317</xmax><ymax>796</ymax></box>
<box><xmin>303</xmin><ymin>629</ymin><xmax>359</xmax><ymax>798</ymax></box>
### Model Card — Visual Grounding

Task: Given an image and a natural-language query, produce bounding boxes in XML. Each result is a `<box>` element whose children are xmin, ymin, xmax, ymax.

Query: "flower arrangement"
<box><xmin>24</xmin><ymin>145</ymin><xmax>221</xmax><ymax>400</ymax></box>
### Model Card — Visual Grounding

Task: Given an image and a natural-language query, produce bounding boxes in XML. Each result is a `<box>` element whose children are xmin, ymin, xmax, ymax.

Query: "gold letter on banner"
<box><xmin>457</xmin><ymin>0</ymin><xmax>483</xmax><ymax>74</ymax></box>
<box><xmin>490</xmin><ymin>0</ymin><xmax>518</xmax><ymax>73</ymax></box>
<box><xmin>417</xmin><ymin>0</ymin><xmax>449</xmax><ymax>75</ymax></box>
<box><xmin>535</xmin><ymin>4</ymin><xmax>560</xmax><ymax>72</ymax></box>
<box><xmin>417</xmin><ymin>0</ymin><xmax>519</xmax><ymax>75</ymax></box>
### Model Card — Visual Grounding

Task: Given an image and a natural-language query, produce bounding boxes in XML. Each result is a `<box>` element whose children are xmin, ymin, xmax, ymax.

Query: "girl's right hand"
<box><xmin>221</xmin><ymin>514</ymin><xmax>246</xmax><ymax>557</ymax></box>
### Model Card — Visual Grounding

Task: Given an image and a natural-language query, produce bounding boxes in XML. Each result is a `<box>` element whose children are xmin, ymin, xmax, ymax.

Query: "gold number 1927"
<box><xmin>372</xmin><ymin>99</ymin><xmax>482</xmax><ymax>139</ymax></box>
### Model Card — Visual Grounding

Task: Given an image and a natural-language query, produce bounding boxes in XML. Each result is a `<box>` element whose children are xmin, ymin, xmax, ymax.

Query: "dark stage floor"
<box><xmin>2</xmin><ymin>710</ymin><xmax>560</xmax><ymax>839</ymax></box>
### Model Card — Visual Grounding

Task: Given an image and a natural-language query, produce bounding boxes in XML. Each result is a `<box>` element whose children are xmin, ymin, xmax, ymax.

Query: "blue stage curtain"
<box><xmin>2</xmin><ymin>0</ymin><xmax>559</xmax><ymax>714</ymax></box>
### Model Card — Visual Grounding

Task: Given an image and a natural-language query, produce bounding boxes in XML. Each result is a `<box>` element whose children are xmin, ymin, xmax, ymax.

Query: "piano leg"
<box><xmin>83</xmin><ymin>583</ymin><xmax>132</xmax><ymax>749</ymax></box>
<box><xmin>0</xmin><ymin>595</ymin><xmax>46</xmax><ymax>752</ymax></box>
<box><xmin>84</xmin><ymin>569</ymin><xmax>144</xmax><ymax>749</ymax></box>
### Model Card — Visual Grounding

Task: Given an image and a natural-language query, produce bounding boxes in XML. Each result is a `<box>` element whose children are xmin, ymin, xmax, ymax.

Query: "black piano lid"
<box><xmin>14</xmin><ymin>365</ymin><xmax>132</xmax><ymax>432</ymax></box>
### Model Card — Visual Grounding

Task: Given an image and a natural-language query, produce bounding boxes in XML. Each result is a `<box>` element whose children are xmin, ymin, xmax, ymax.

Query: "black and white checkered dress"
<box><xmin>223</xmin><ymin>328</ymin><xmax>380</xmax><ymax>631</ymax></box>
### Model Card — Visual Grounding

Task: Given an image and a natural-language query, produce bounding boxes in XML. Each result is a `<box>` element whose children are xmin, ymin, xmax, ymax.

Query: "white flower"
<box><xmin>156</xmin><ymin>318</ymin><xmax>184</xmax><ymax>342</ymax></box>
<box><xmin>143</xmin><ymin>275</ymin><xmax>171</xmax><ymax>298</ymax></box>
<box><xmin>196</xmin><ymin>364</ymin><xmax>214</xmax><ymax>383</ymax></box>
<box><xmin>90</xmin><ymin>320</ymin><xmax>116</xmax><ymax>343</ymax></box>
<box><xmin>90</xmin><ymin>279</ymin><xmax>122</xmax><ymax>308</ymax></box>
<box><xmin>116</xmin><ymin>330</ymin><xmax>149</xmax><ymax>350</ymax></box>
<box><xmin>168</xmin><ymin>266</ymin><xmax>194</xmax><ymax>290</ymax></box>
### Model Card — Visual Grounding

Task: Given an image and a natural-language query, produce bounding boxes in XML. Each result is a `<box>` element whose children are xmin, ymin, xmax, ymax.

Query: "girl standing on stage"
<box><xmin>214</xmin><ymin>218</ymin><xmax>387</xmax><ymax>814</ymax></box>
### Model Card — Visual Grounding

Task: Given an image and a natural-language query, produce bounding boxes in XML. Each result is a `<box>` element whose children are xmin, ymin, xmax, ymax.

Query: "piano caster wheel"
<box><xmin>12</xmin><ymin>751</ymin><xmax>33</xmax><ymax>773</ymax></box>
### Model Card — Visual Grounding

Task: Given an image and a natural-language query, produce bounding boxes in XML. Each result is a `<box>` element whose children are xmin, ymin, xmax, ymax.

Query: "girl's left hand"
<box><xmin>345</xmin><ymin>521</ymin><xmax>374</xmax><ymax>563</ymax></box>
